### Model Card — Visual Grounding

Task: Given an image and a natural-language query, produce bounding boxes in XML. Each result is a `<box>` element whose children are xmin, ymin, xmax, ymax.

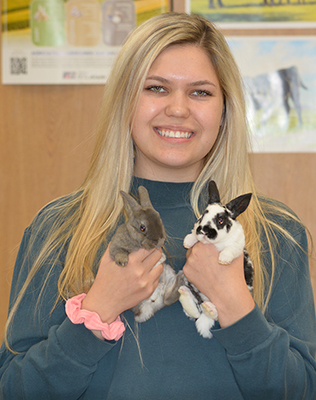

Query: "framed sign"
<box><xmin>2</xmin><ymin>0</ymin><xmax>169</xmax><ymax>84</ymax></box>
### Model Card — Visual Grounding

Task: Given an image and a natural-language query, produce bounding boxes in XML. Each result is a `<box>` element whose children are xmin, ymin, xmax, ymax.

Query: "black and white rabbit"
<box><xmin>110</xmin><ymin>186</ymin><xmax>183</xmax><ymax>322</ymax></box>
<box><xmin>179</xmin><ymin>180</ymin><xmax>254</xmax><ymax>338</ymax></box>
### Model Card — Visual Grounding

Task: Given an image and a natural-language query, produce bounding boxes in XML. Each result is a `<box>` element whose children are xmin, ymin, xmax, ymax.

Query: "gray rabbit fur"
<box><xmin>110</xmin><ymin>186</ymin><xmax>183</xmax><ymax>322</ymax></box>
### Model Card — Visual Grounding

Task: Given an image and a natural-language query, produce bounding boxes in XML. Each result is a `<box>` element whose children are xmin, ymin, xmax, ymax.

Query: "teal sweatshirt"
<box><xmin>1</xmin><ymin>178</ymin><xmax>316</xmax><ymax>399</ymax></box>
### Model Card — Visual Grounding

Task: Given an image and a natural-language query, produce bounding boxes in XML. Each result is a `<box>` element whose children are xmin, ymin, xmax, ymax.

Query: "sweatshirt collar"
<box><xmin>131</xmin><ymin>177</ymin><xmax>194</xmax><ymax>209</ymax></box>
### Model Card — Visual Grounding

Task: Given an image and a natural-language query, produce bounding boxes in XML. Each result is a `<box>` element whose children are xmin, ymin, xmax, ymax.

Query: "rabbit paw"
<box><xmin>218</xmin><ymin>250</ymin><xmax>234</xmax><ymax>265</ymax></box>
<box><xmin>114</xmin><ymin>252</ymin><xmax>129</xmax><ymax>267</ymax></box>
<box><xmin>178</xmin><ymin>286</ymin><xmax>200</xmax><ymax>319</ymax></box>
<box><xmin>183</xmin><ymin>233</ymin><xmax>198</xmax><ymax>249</ymax></box>
<box><xmin>134</xmin><ymin>306</ymin><xmax>154</xmax><ymax>323</ymax></box>
<box><xmin>133</xmin><ymin>295</ymin><xmax>164</xmax><ymax>323</ymax></box>
<box><xmin>202</xmin><ymin>301</ymin><xmax>218</xmax><ymax>320</ymax></box>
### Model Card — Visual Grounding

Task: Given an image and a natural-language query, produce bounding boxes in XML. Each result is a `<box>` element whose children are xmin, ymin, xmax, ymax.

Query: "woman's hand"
<box><xmin>183</xmin><ymin>242</ymin><xmax>255</xmax><ymax>328</ymax></box>
<box><xmin>82</xmin><ymin>245</ymin><xmax>164</xmax><ymax>327</ymax></box>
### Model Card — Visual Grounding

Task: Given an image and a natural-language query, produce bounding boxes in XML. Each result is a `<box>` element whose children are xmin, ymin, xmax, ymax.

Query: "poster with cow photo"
<box><xmin>189</xmin><ymin>0</ymin><xmax>316</xmax><ymax>28</ymax></box>
<box><xmin>227</xmin><ymin>37</ymin><xmax>316</xmax><ymax>152</ymax></box>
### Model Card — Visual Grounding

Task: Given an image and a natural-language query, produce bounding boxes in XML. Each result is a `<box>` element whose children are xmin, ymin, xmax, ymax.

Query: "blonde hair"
<box><xmin>5</xmin><ymin>12</ymin><xmax>303</xmax><ymax>348</ymax></box>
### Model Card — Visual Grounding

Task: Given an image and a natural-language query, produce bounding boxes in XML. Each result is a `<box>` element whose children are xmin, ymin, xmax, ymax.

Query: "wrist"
<box><xmin>65</xmin><ymin>294</ymin><xmax>125</xmax><ymax>341</ymax></box>
<box><xmin>215</xmin><ymin>291</ymin><xmax>255</xmax><ymax>328</ymax></box>
<box><xmin>81</xmin><ymin>294</ymin><xmax>119</xmax><ymax>325</ymax></box>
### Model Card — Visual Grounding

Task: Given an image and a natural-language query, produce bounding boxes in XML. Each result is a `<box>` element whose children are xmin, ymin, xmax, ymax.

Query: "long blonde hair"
<box><xmin>5</xmin><ymin>12</ymin><xmax>301</xmax><ymax>348</ymax></box>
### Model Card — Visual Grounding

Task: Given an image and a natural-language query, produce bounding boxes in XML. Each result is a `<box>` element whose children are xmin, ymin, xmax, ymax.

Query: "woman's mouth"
<box><xmin>155</xmin><ymin>127</ymin><xmax>193</xmax><ymax>139</ymax></box>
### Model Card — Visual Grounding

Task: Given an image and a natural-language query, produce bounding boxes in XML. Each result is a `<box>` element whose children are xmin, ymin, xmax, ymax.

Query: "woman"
<box><xmin>1</xmin><ymin>12</ymin><xmax>315</xmax><ymax>399</ymax></box>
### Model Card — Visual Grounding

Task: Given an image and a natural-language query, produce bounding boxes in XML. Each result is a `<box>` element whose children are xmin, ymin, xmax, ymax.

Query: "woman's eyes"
<box><xmin>191</xmin><ymin>89</ymin><xmax>212</xmax><ymax>97</ymax></box>
<box><xmin>145</xmin><ymin>85</ymin><xmax>167</xmax><ymax>93</ymax></box>
<box><xmin>145</xmin><ymin>86</ymin><xmax>212</xmax><ymax>98</ymax></box>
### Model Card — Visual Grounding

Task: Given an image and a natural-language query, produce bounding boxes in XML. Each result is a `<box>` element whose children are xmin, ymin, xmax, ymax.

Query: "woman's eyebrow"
<box><xmin>146</xmin><ymin>76</ymin><xmax>170</xmax><ymax>84</ymax></box>
<box><xmin>146</xmin><ymin>76</ymin><xmax>216</xmax><ymax>87</ymax></box>
<box><xmin>189</xmin><ymin>80</ymin><xmax>216</xmax><ymax>87</ymax></box>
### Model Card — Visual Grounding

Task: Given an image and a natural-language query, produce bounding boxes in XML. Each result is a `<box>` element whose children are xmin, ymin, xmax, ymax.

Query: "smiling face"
<box><xmin>131</xmin><ymin>44</ymin><xmax>224</xmax><ymax>182</ymax></box>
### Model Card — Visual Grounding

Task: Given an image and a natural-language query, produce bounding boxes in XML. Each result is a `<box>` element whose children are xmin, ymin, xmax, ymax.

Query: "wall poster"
<box><xmin>188</xmin><ymin>0</ymin><xmax>316</xmax><ymax>152</ymax></box>
<box><xmin>229</xmin><ymin>37</ymin><xmax>316</xmax><ymax>152</ymax></box>
<box><xmin>189</xmin><ymin>0</ymin><xmax>316</xmax><ymax>28</ymax></box>
<box><xmin>1</xmin><ymin>0</ymin><xmax>169</xmax><ymax>84</ymax></box>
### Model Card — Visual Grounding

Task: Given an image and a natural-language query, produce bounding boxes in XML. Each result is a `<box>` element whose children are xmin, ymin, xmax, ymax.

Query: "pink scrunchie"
<box><xmin>65</xmin><ymin>293</ymin><xmax>125</xmax><ymax>341</ymax></box>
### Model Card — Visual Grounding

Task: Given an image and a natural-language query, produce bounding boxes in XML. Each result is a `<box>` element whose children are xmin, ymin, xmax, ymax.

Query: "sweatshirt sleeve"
<box><xmin>0</xmin><ymin>220</ymin><xmax>120</xmax><ymax>399</ymax></box>
<box><xmin>212</xmin><ymin>222</ymin><xmax>316</xmax><ymax>400</ymax></box>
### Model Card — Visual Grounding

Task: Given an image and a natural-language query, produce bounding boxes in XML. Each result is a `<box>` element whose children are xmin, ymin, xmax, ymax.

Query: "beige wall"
<box><xmin>0</xmin><ymin>6</ymin><xmax>315</xmax><ymax>343</ymax></box>
<box><xmin>0</xmin><ymin>84</ymin><xmax>104</xmax><ymax>341</ymax></box>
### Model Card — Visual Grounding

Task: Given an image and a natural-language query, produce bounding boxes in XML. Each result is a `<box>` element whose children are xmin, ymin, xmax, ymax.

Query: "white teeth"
<box><xmin>157</xmin><ymin>128</ymin><xmax>192</xmax><ymax>139</ymax></box>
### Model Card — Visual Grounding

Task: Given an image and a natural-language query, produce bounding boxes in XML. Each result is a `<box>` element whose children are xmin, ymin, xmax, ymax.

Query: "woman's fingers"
<box><xmin>82</xmin><ymin>245</ymin><xmax>164</xmax><ymax>323</ymax></box>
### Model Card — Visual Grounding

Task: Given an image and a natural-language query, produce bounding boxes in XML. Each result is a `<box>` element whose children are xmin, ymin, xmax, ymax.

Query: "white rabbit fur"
<box><xmin>179</xmin><ymin>180</ymin><xmax>254</xmax><ymax>338</ymax></box>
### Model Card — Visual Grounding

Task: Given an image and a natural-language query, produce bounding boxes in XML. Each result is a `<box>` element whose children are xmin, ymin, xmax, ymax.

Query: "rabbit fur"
<box><xmin>110</xmin><ymin>186</ymin><xmax>183</xmax><ymax>322</ymax></box>
<box><xmin>179</xmin><ymin>180</ymin><xmax>254</xmax><ymax>338</ymax></box>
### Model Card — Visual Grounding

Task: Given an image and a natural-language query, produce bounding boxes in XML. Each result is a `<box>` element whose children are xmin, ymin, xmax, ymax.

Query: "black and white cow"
<box><xmin>244</xmin><ymin>66</ymin><xmax>307</xmax><ymax>132</ymax></box>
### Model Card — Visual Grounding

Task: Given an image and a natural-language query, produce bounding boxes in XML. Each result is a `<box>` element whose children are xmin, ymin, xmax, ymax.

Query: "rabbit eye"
<box><xmin>140</xmin><ymin>224</ymin><xmax>146</xmax><ymax>232</ymax></box>
<box><xmin>218</xmin><ymin>218</ymin><xmax>224</xmax><ymax>225</ymax></box>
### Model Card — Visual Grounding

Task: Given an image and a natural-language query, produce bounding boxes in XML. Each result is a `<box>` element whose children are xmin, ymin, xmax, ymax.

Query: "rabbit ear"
<box><xmin>120</xmin><ymin>190</ymin><xmax>142</xmax><ymax>217</ymax></box>
<box><xmin>138</xmin><ymin>186</ymin><xmax>154</xmax><ymax>209</ymax></box>
<box><xmin>208</xmin><ymin>180</ymin><xmax>221</xmax><ymax>204</ymax></box>
<box><xmin>226</xmin><ymin>193</ymin><xmax>252</xmax><ymax>219</ymax></box>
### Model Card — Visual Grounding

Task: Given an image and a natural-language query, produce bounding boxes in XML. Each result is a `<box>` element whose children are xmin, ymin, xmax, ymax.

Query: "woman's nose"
<box><xmin>165</xmin><ymin>91</ymin><xmax>190</xmax><ymax>118</ymax></box>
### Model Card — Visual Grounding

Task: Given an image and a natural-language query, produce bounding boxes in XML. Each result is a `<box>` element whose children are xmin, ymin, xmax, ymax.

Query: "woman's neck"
<box><xmin>133</xmin><ymin>164</ymin><xmax>200</xmax><ymax>183</ymax></box>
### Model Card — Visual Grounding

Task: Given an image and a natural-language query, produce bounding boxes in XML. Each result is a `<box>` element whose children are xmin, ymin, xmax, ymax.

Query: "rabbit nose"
<box><xmin>197</xmin><ymin>225</ymin><xmax>217</xmax><ymax>240</ymax></box>
<box><xmin>203</xmin><ymin>225</ymin><xmax>217</xmax><ymax>240</ymax></box>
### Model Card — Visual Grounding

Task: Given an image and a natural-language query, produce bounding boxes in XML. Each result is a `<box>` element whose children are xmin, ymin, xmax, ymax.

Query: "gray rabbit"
<box><xmin>110</xmin><ymin>186</ymin><xmax>183</xmax><ymax>322</ymax></box>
